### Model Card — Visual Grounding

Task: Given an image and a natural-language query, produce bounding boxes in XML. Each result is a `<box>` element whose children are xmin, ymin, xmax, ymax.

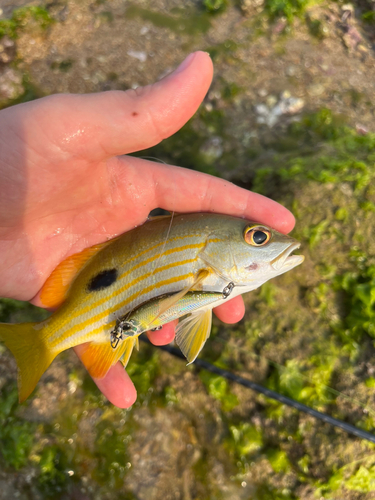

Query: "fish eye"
<box><xmin>244</xmin><ymin>225</ymin><xmax>272</xmax><ymax>246</ymax></box>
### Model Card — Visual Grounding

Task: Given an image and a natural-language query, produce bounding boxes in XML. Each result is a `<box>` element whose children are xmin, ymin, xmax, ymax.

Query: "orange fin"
<box><xmin>40</xmin><ymin>239</ymin><xmax>113</xmax><ymax>309</ymax></box>
<box><xmin>80</xmin><ymin>336</ymin><xmax>136</xmax><ymax>379</ymax></box>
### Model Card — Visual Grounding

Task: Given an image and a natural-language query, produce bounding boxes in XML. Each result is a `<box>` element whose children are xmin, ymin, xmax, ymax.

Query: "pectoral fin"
<box><xmin>149</xmin><ymin>269</ymin><xmax>210</xmax><ymax>327</ymax></box>
<box><xmin>175</xmin><ymin>309</ymin><xmax>212</xmax><ymax>364</ymax></box>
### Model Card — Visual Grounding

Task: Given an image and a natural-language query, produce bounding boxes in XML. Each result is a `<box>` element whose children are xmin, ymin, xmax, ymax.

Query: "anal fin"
<box><xmin>80</xmin><ymin>336</ymin><xmax>136</xmax><ymax>379</ymax></box>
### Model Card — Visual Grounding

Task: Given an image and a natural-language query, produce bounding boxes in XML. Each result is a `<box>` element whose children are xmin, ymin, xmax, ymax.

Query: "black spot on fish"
<box><xmin>87</xmin><ymin>268</ymin><xmax>118</xmax><ymax>292</ymax></box>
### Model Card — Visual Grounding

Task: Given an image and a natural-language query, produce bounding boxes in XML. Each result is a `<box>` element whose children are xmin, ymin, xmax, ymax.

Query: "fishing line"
<box><xmin>210</xmin><ymin>333</ymin><xmax>375</xmax><ymax>418</ymax></box>
<box><xmin>140</xmin><ymin>336</ymin><xmax>375</xmax><ymax>445</ymax></box>
<box><xmin>136</xmin><ymin>156</ymin><xmax>375</xmax><ymax>441</ymax></box>
<box><xmin>140</xmin><ymin>156</ymin><xmax>176</xmax><ymax>279</ymax></box>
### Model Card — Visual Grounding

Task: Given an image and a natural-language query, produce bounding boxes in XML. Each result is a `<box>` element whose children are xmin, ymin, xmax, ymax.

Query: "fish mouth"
<box><xmin>270</xmin><ymin>242</ymin><xmax>305</xmax><ymax>272</ymax></box>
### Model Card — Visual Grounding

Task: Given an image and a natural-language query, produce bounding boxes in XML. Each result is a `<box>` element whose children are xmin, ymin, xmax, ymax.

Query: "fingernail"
<box><xmin>173</xmin><ymin>52</ymin><xmax>196</xmax><ymax>75</ymax></box>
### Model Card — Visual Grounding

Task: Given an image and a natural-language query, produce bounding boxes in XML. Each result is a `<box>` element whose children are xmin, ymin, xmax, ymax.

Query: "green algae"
<box><xmin>37</xmin><ymin>446</ymin><xmax>71</xmax><ymax>498</ymax></box>
<box><xmin>200</xmin><ymin>371</ymin><xmax>239</xmax><ymax>411</ymax></box>
<box><xmin>203</xmin><ymin>0</ymin><xmax>229</xmax><ymax>14</ymax></box>
<box><xmin>234</xmin><ymin>108</ymin><xmax>375</xmax><ymax>496</ymax></box>
<box><xmin>316</xmin><ymin>461</ymin><xmax>375</xmax><ymax>497</ymax></box>
<box><xmin>0</xmin><ymin>385</ymin><xmax>35</xmax><ymax>469</ymax></box>
<box><xmin>228</xmin><ymin>422</ymin><xmax>263</xmax><ymax>458</ymax></box>
<box><xmin>32</xmin><ymin>387</ymin><xmax>137</xmax><ymax>497</ymax></box>
<box><xmin>125</xmin><ymin>4</ymin><xmax>211</xmax><ymax>36</ymax></box>
<box><xmin>346</xmin><ymin>465</ymin><xmax>375</xmax><ymax>493</ymax></box>
<box><xmin>253</xmin><ymin>485</ymin><xmax>295</xmax><ymax>500</ymax></box>
<box><xmin>0</xmin><ymin>297</ymin><xmax>49</xmax><ymax>323</ymax></box>
<box><xmin>266</xmin><ymin>448</ymin><xmax>292</xmax><ymax>473</ymax></box>
<box><xmin>127</xmin><ymin>348</ymin><xmax>160</xmax><ymax>399</ymax></box>
<box><xmin>93</xmin><ymin>417</ymin><xmax>131</xmax><ymax>489</ymax></box>
<box><xmin>205</xmin><ymin>39</ymin><xmax>239</xmax><ymax>62</ymax></box>
<box><xmin>333</xmin><ymin>261</ymin><xmax>375</xmax><ymax>356</ymax></box>
<box><xmin>0</xmin><ymin>5</ymin><xmax>54</xmax><ymax>39</ymax></box>
<box><xmin>264</xmin><ymin>0</ymin><xmax>321</xmax><ymax>24</ymax></box>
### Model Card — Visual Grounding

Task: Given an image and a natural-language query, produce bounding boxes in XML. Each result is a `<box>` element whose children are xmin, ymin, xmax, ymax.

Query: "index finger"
<box><xmin>74</xmin><ymin>344</ymin><xmax>137</xmax><ymax>408</ymax></box>
<box><xmin>113</xmin><ymin>156</ymin><xmax>295</xmax><ymax>234</ymax></box>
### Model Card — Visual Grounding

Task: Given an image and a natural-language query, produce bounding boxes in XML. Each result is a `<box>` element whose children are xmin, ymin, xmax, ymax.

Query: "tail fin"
<box><xmin>0</xmin><ymin>322</ymin><xmax>56</xmax><ymax>402</ymax></box>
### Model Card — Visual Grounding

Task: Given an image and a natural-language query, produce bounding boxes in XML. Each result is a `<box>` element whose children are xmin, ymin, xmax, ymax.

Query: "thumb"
<box><xmin>88</xmin><ymin>51</ymin><xmax>214</xmax><ymax>157</ymax></box>
<box><xmin>21</xmin><ymin>51</ymin><xmax>213</xmax><ymax>161</ymax></box>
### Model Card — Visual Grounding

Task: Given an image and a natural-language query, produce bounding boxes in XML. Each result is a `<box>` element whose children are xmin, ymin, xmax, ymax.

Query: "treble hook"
<box><xmin>110</xmin><ymin>331</ymin><xmax>123</xmax><ymax>349</ymax></box>
<box><xmin>110</xmin><ymin>318</ymin><xmax>139</xmax><ymax>349</ymax></box>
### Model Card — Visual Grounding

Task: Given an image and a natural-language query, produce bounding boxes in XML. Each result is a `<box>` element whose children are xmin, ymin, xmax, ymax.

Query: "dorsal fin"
<box><xmin>40</xmin><ymin>239</ymin><xmax>114</xmax><ymax>309</ymax></box>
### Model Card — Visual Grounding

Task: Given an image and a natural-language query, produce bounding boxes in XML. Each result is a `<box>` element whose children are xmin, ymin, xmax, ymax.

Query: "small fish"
<box><xmin>110</xmin><ymin>290</ymin><xmax>225</xmax><ymax>363</ymax></box>
<box><xmin>0</xmin><ymin>213</ymin><xmax>304</xmax><ymax>402</ymax></box>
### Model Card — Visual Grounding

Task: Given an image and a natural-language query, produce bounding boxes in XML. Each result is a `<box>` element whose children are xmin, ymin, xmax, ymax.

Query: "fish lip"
<box><xmin>271</xmin><ymin>242</ymin><xmax>304</xmax><ymax>271</ymax></box>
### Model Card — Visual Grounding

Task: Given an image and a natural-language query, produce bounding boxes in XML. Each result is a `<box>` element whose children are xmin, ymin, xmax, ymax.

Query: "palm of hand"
<box><xmin>0</xmin><ymin>52</ymin><xmax>295</xmax><ymax>407</ymax></box>
<box><xmin>0</xmin><ymin>93</ymin><xmax>171</xmax><ymax>301</ymax></box>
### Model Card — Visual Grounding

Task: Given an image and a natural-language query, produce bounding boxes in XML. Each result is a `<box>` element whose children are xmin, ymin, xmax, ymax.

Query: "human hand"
<box><xmin>0</xmin><ymin>51</ymin><xmax>295</xmax><ymax>407</ymax></box>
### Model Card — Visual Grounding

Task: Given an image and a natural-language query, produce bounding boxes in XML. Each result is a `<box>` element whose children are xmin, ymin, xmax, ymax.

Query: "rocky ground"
<box><xmin>1</xmin><ymin>0</ymin><xmax>375</xmax><ymax>499</ymax></box>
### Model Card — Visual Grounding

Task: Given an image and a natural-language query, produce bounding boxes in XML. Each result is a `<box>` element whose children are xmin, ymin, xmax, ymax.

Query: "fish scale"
<box><xmin>49</xmin><ymin>241</ymin><xmax>212</xmax><ymax>349</ymax></box>
<box><xmin>0</xmin><ymin>213</ymin><xmax>304</xmax><ymax>402</ymax></box>
<box><xmin>47</xmin><ymin>238</ymin><xmax>201</xmax><ymax>338</ymax></box>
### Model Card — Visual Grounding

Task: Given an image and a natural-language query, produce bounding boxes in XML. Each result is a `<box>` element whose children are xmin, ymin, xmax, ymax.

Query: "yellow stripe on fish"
<box><xmin>51</xmin><ymin>271</ymin><xmax>196</xmax><ymax>352</ymax></box>
<box><xmin>47</xmin><ymin>257</ymin><xmax>198</xmax><ymax>344</ymax></box>
<box><xmin>0</xmin><ymin>213</ymin><xmax>304</xmax><ymax>402</ymax></box>
<box><xmin>47</xmin><ymin>238</ymin><xmax>219</xmax><ymax>346</ymax></box>
<box><xmin>49</xmin><ymin>237</ymin><xmax>212</xmax><ymax>332</ymax></box>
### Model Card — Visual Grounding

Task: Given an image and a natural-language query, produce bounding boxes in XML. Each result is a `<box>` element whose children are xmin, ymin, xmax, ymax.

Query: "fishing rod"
<box><xmin>141</xmin><ymin>337</ymin><xmax>375</xmax><ymax>445</ymax></box>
